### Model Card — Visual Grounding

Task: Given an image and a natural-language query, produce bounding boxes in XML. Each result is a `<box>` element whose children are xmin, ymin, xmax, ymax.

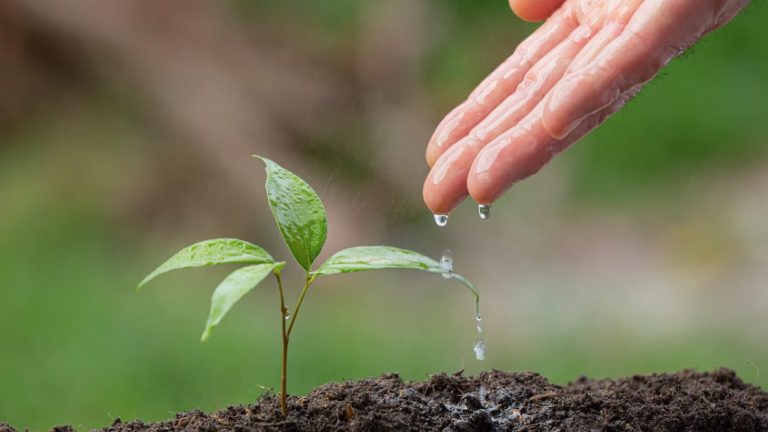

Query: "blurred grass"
<box><xmin>2</xmin><ymin>1</ymin><xmax>768</xmax><ymax>430</ymax></box>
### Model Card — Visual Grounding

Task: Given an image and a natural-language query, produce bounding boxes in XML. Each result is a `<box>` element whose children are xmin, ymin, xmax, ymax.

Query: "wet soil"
<box><xmin>3</xmin><ymin>368</ymin><xmax>767</xmax><ymax>431</ymax></box>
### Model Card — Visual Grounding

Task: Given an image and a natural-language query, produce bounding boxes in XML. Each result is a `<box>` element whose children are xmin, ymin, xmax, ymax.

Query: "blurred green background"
<box><xmin>1</xmin><ymin>0</ymin><xmax>767</xmax><ymax>429</ymax></box>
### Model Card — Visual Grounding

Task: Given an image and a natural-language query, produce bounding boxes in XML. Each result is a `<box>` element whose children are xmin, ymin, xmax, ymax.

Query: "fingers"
<box><xmin>424</xmin><ymin>0</ymin><xmax>649</xmax><ymax>213</ymax></box>
<box><xmin>542</xmin><ymin>0</ymin><xmax>722</xmax><ymax>139</ymax></box>
<box><xmin>424</xmin><ymin>0</ymin><xmax>746</xmax><ymax>214</ymax></box>
<box><xmin>423</xmin><ymin>22</ymin><xmax>595</xmax><ymax>215</ymax></box>
<box><xmin>508</xmin><ymin>0</ymin><xmax>567</xmax><ymax>22</ymax></box>
<box><xmin>467</xmin><ymin>92</ymin><xmax>634</xmax><ymax>205</ymax></box>
<box><xmin>425</xmin><ymin>6</ymin><xmax>578</xmax><ymax>166</ymax></box>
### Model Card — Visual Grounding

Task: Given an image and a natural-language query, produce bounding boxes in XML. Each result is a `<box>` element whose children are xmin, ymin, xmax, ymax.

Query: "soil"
<box><xmin>3</xmin><ymin>368</ymin><xmax>767</xmax><ymax>432</ymax></box>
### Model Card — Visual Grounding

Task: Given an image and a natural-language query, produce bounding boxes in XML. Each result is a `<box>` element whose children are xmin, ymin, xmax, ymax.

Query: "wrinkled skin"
<box><xmin>423</xmin><ymin>0</ymin><xmax>748</xmax><ymax>214</ymax></box>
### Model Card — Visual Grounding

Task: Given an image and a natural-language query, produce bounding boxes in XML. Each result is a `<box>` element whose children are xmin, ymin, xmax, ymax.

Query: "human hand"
<box><xmin>423</xmin><ymin>0</ymin><xmax>747</xmax><ymax>217</ymax></box>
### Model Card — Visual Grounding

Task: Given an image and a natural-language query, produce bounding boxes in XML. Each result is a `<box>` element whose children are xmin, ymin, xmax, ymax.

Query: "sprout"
<box><xmin>139</xmin><ymin>156</ymin><xmax>478</xmax><ymax>415</ymax></box>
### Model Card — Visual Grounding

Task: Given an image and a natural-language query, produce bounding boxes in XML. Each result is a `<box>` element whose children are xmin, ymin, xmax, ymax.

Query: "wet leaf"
<box><xmin>256</xmin><ymin>156</ymin><xmax>327</xmax><ymax>271</ymax></box>
<box><xmin>201</xmin><ymin>262</ymin><xmax>285</xmax><ymax>341</ymax></box>
<box><xmin>315</xmin><ymin>246</ymin><xmax>444</xmax><ymax>274</ymax></box>
<box><xmin>138</xmin><ymin>239</ymin><xmax>274</xmax><ymax>289</ymax></box>
<box><xmin>314</xmin><ymin>246</ymin><xmax>479</xmax><ymax>304</ymax></box>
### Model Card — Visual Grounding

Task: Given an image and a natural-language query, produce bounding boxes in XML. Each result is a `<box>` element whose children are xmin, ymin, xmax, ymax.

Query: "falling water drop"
<box><xmin>436</xmin><ymin>246</ymin><xmax>486</xmax><ymax>361</ymax></box>
<box><xmin>473</xmin><ymin>339</ymin><xmax>486</xmax><ymax>361</ymax></box>
<box><xmin>478</xmin><ymin>204</ymin><xmax>491</xmax><ymax>220</ymax></box>
<box><xmin>474</xmin><ymin>313</ymin><xmax>486</xmax><ymax>360</ymax></box>
<box><xmin>434</xmin><ymin>214</ymin><xmax>449</xmax><ymax>227</ymax></box>
<box><xmin>440</xmin><ymin>249</ymin><xmax>453</xmax><ymax>279</ymax></box>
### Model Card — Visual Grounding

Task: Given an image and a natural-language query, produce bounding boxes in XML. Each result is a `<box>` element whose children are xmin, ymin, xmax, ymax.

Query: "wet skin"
<box><xmin>423</xmin><ymin>0</ymin><xmax>748</xmax><ymax>215</ymax></box>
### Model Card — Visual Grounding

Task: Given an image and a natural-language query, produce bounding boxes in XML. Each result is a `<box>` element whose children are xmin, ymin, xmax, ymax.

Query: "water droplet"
<box><xmin>440</xmin><ymin>249</ymin><xmax>453</xmax><ymax>278</ymax></box>
<box><xmin>478</xmin><ymin>204</ymin><xmax>491</xmax><ymax>220</ymax></box>
<box><xmin>473</xmin><ymin>313</ymin><xmax>486</xmax><ymax>360</ymax></box>
<box><xmin>473</xmin><ymin>339</ymin><xmax>486</xmax><ymax>361</ymax></box>
<box><xmin>475</xmin><ymin>313</ymin><xmax>483</xmax><ymax>334</ymax></box>
<box><xmin>284</xmin><ymin>310</ymin><xmax>291</xmax><ymax>320</ymax></box>
<box><xmin>434</xmin><ymin>214</ymin><xmax>449</xmax><ymax>227</ymax></box>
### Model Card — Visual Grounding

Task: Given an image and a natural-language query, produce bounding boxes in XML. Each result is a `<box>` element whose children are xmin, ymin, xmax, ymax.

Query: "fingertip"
<box><xmin>508</xmin><ymin>0</ymin><xmax>565</xmax><ymax>22</ymax></box>
<box><xmin>466</xmin><ymin>169</ymin><xmax>499</xmax><ymax>208</ymax></box>
<box><xmin>423</xmin><ymin>149</ymin><xmax>471</xmax><ymax>215</ymax></box>
<box><xmin>422</xmin><ymin>177</ymin><xmax>466</xmax><ymax>216</ymax></box>
<box><xmin>466</xmin><ymin>143</ymin><xmax>504</xmax><ymax>206</ymax></box>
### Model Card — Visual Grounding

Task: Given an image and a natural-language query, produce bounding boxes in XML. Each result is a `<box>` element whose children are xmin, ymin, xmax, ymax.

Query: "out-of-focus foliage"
<box><xmin>1</xmin><ymin>0</ymin><xmax>766</xmax><ymax>429</ymax></box>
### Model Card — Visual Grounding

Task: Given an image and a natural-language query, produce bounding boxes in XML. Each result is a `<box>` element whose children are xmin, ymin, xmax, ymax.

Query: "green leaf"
<box><xmin>202</xmin><ymin>262</ymin><xmax>285</xmax><ymax>341</ymax></box>
<box><xmin>138</xmin><ymin>239</ymin><xmax>274</xmax><ymax>289</ymax></box>
<box><xmin>314</xmin><ymin>246</ymin><xmax>479</xmax><ymax>308</ymax></box>
<box><xmin>256</xmin><ymin>156</ymin><xmax>327</xmax><ymax>271</ymax></box>
<box><xmin>314</xmin><ymin>246</ymin><xmax>443</xmax><ymax>274</ymax></box>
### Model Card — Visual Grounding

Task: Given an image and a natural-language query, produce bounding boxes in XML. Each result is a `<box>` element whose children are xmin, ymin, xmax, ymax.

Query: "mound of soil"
<box><xmin>4</xmin><ymin>368</ymin><xmax>768</xmax><ymax>431</ymax></box>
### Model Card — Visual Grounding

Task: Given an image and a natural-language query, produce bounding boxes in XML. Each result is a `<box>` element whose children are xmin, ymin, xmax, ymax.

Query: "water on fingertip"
<box><xmin>434</xmin><ymin>214</ymin><xmax>449</xmax><ymax>227</ymax></box>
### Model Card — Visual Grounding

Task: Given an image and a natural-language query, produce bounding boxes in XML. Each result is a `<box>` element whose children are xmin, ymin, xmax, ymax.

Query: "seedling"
<box><xmin>138</xmin><ymin>156</ymin><xmax>479</xmax><ymax>415</ymax></box>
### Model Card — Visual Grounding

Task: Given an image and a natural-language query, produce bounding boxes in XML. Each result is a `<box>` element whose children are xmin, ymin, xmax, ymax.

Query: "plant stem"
<box><xmin>274</xmin><ymin>271</ymin><xmax>289</xmax><ymax>416</ymax></box>
<box><xmin>286</xmin><ymin>274</ymin><xmax>316</xmax><ymax>338</ymax></box>
<box><xmin>274</xmin><ymin>272</ymin><xmax>316</xmax><ymax>416</ymax></box>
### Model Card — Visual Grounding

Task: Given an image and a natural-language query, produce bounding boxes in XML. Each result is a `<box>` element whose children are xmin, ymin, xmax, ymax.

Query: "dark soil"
<box><xmin>4</xmin><ymin>368</ymin><xmax>767</xmax><ymax>431</ymax></box>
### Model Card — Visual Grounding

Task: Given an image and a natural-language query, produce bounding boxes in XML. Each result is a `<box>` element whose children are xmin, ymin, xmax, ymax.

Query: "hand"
<box><xmin>423</xmin><ymin>0</ymin><xmax>747</xmax><ymax>215</ymax></box>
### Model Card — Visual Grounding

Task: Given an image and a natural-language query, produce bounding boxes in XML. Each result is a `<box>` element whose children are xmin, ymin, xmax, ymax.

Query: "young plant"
<box><xmin>138</xmin><ymin>156</ymin><xmax>479</xmax><ymax>415</ymax></box>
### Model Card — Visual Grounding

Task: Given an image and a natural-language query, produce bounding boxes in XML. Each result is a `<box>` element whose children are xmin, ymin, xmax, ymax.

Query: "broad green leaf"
<box><xmin>313</xmin><ymin>246</ymin><xmax>479</xmax><ymax>308</ymax></box>
<box><xmin>255</xmin><ymin>156</ymin><xmax>327</xmax><ymax>271</ymax></box>
<box><xmin>201</xmin><ymin>262</ymin><xmax>285</xmax><ymax>341</ymax></box>
<box><xmin>138</xmin><ymin>239</ymin><xmax>274</xmax><ymax>289</ymax></box>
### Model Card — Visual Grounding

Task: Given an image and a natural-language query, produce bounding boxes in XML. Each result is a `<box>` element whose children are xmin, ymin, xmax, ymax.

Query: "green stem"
<box><xmin>286</xmin><ymin>274</ymin><xmax>316</xmax><ymax>338</ymax></box>
<box><xmin>274</xmin><ymin>271</ymin><xmax>289</xmax><ymax>416</ymax></box>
